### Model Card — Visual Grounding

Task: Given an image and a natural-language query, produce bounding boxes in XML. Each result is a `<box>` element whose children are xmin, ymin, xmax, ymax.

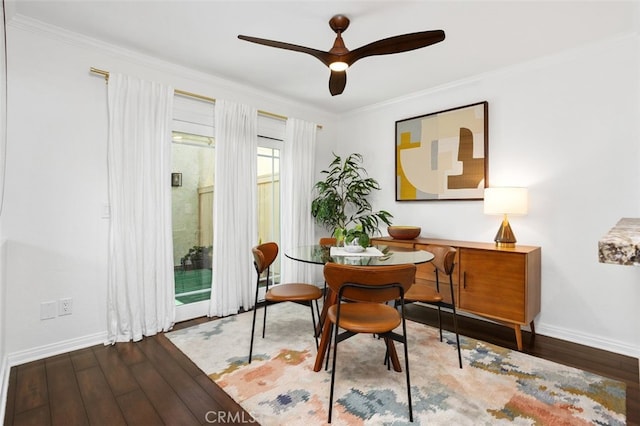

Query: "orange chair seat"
<box><xmin>266</xmin><ymin>283</ymin><xmax>322</xmax><ymax>302</ymax></box>
<box><xmin>327</xmin><ymin>303</ymin><xmax>401</xmax><ymax>334</ymax></box>
<box><xmin>404</xmin><ymin>284</ymin><xmax>443</xmax><ymax>303</ymax></box>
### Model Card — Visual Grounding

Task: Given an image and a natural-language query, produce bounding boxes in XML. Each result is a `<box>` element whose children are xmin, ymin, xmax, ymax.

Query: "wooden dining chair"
<box><xmin>323</xmin><ymin>262</ymin><xmax>416</xmax><ymax>423</ymax></box>
<box><xmin>249</xmin><ymin>242</ymin><xmax>323</xmax><ymax>363</ymax></box>
<box><xmin>403</xmin><ymin>245</ymin><xmax>462</xmax><ymax>368</ymax></box>
<box><xmin>319</xmin><ymin>237</ymin><xmax>337</xmax><ymax>247</ymax></box>
<box><xmin>318</xmin><ymin>237</ymin><xmax>337</xmax><ymax>300</ymax></box>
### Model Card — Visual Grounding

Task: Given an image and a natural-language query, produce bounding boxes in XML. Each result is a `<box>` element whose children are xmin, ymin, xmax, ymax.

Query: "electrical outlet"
<box><xmin>40</xmin><ymin>301</ymin><xmax>57</xmax><ymax>320</ymax></box>
<box><xmin>59</xmin><ymin>298</ymin><xmax>73</xmax><ymax>316</ymax></box>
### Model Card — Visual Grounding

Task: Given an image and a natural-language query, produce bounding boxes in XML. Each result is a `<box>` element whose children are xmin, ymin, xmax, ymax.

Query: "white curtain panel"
<box><xmin>281</xmin><ymin>118</ymin><xmax>317</xmax><ymax>284</ymax></box>
<box><xmin>210</xmin><ymin>100</ymin><xmax>258</xmax><ymax>317</ymax></box>
<box><xmin>106</xmin><ymin>73</ymin><xmax>175</xmax><ymax>343</ymax></box>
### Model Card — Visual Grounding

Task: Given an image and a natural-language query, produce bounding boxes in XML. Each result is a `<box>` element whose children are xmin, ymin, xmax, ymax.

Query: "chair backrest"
<box><xmin>430</xmin><ymin>245</ymin><xmax>456</xmax><ymax>276</ymax></box>
<box><xmin>319</xmin><ymin>237</ymin><xmax>337</xmax><ymax>246</ymax></box>
<box><xmin>252</xmin><ymin>242</ymin><xmax>278</xmax><ymax>275</ymax></box>
<box><xmin>324</xmin><ymin>263</ymin><xmax>416</xmax><ymax>303</ymax></box>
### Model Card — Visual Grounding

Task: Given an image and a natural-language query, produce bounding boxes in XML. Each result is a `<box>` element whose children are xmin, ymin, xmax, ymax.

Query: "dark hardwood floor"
<box><xmin>4</xmin><ymin>304</ymin><xmax>639</xmax><ymax>425</ymax></box>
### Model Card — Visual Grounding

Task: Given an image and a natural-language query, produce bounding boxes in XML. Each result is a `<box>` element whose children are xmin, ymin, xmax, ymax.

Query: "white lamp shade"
<box><xmin>484</xmin><ymin>187</ymin><xmax>528</xmax><ymax>215</ymax></box>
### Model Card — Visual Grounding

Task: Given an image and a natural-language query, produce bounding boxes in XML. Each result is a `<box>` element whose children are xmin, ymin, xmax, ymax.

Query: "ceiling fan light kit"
<box><xmin>238</xmin><ymin>15</ymin><xmax>445</xmax><ymax>96</ymax></box>
<box><xmin>329</xmin><ymin>61</ymin><xmax>348</xmax><ymax>72</ymax></box>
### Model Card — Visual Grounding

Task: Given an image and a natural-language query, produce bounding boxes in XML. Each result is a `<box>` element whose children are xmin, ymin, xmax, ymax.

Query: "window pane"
<box><xmin>257</xmin><ymin>146</ymin><xmax>280</xmax><ymax>285</ymax></box>
<box><xmin>172</xmin><ymin>131</ymin><xmax>214</xmax><ymax>305</ymax></box>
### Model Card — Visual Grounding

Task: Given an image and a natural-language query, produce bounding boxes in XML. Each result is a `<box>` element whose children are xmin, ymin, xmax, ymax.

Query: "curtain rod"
<box><xmin>90</xmin><ymin>67</ymin><xmax>321</xmax><ymax>128</ymax></box>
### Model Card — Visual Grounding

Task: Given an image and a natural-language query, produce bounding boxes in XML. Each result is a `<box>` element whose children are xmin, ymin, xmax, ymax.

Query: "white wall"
<box><xmin>336</xmin><ymin>34</ymin><xmax>640</xmax><ymax>357</ymax></box>
<box><xmin>0</xmin><ymin>2</ymin><xmax>8</xmax><ymax>419</ymax></box>
<box><xmin>0</xmin><ymin>17</ymin><xmax>337</xmax><ymax>366</ymax></box>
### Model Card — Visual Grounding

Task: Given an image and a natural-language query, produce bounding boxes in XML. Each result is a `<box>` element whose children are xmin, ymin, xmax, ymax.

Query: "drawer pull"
<box><xmin>463</xmin><ymin>271</ymin><xmax>467</xmax><ymax>289</ymax></box>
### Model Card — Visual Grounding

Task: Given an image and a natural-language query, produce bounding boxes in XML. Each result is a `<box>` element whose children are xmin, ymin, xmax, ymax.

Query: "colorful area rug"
<box><xmin>166</xmin><ymin>302</ymin><xmax>626</xmax><ymax>425</ymax></box>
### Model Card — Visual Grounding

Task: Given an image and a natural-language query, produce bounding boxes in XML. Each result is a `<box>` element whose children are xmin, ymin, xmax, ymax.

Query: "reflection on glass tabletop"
<box><xmin>285</xmin><ymin>244</ymin><xmax>433</xmax><ymax>266</ymax></box>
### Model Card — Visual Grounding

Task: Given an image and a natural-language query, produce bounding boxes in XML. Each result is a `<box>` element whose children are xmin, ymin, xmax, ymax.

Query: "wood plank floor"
<box><xmin>4</xmin><ymin>304</ymin><xmax>639</xmax><ymax>425</ymax></box>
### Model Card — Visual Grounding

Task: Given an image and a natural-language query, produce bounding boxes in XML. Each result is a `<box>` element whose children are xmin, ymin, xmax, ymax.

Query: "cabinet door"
<box><xmin>458</xmin><ymin>248</ymin><xmax>525</xmax><ymax>323</ymax></box>
<box><xmin>415</xmin><ymin>243</ymin><xmax>458</xmax><ymax>305</ymax></box>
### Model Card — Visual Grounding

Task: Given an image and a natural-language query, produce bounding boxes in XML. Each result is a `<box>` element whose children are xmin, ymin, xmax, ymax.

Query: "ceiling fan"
<box><xmin>238</xmin><ymin>15</ymin><xmax>445</xmax><ymax>96</ymax></box>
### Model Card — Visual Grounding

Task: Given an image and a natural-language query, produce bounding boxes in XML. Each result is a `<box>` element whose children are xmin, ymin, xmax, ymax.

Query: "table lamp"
<box><xmin>484</xmin><ymin>187</ymin><xmax>528</xmax><ymax>248</ymax></box>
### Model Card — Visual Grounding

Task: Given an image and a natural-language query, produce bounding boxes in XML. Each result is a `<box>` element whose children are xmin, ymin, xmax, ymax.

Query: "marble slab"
<box><xmin>598</xmin><ymin>218</ymin><xmax>640</xmax><ymax>266</ymax></box>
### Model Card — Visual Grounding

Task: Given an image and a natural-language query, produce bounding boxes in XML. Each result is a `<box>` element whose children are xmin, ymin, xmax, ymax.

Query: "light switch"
<box><xmin>40</xmin><ymin>301</ymin><xmax>57</xmax><ymax>320</ymax></box>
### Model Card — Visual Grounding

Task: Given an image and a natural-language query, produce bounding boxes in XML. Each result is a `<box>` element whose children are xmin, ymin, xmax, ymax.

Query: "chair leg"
<box><xmin>261</xmin><ymin>301</ymin><xmax>268</xmax><ymax>339</ymax></box>
<box><xmin>452</xmin><ymin>306</ymin><xmax>463</xmax><ymax>369</ymax></box>
<box><xmin>387</xmin><ymin>300</ymin><xmax>401</xmax><ymax>369</ymax></box>
<box><xmin>248</xmin><ymin>278</ymin><xmax>261</xmax><ymax>364</ymax></box>
<box><xmin>310</xmin><ymin>301</ymin><xmax>319</xmax><ymax>349</ymax></box>
<box><xmin>325</xmin><ymin>323</ymin><xmax>333</xmax><ymax>371</ymax></box>
<box><xmin>436</xmin><ymin>305</ymin><xmax>443</xmax><ymax>342</ymax></box>
<box><xmin>384</xmin><ymin>341</ymin><xmax>391</xmax><ymax>370</ymax></box>
<box><xmin>314</xmin><ymin>299</ymin><xmax>322</xmax><ymax>334</ymax></box>
<box><xmin>448</xmin><ymin>273</ymin><xmax>463</xmax><ymax>369</ymax></box>
<box><xmin>328</xmin><ymin>320</ymin><xmax>341</xmax><ymax>423</ymax></box>
<box><xmin>400</xmin><ymin>314</ymin><xmax>413</xmax><ymax>422</ymax></box>
<box><xmin>249</xmin><ymin>305</ymin><xmax>258</xmax><ymax>363</ymax></box>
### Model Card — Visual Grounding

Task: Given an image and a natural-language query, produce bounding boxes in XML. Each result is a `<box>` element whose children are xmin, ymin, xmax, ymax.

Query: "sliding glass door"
<box><xmin>172</xmin><ymin>130</ymin><xmax>215</xmax><ymax>321</ymax></box>
<box><xmin>257</xmin><ymin>141</ymin><xmax>282</xmax><ymax>289</ymax></box>
<box><xmin>171</xmin><ymin>123</ymin><xmax>283</xmax><ymax>321</ymax></box>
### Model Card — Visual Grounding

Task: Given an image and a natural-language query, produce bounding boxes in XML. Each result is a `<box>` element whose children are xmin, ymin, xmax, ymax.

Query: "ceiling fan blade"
<box><xmin>238</xmin><ymin>35</ymin><xmax>332</xmax><ymax>66</ymax></box>
<box><xmin>345</xmin><ymin>30</ymin><xmax>445</xmax><ymax>65</ymax></box>
<box><xmin>329</xmin><ymin>70</ymin><xmax>347</xmax><ymax>96</ymax></box>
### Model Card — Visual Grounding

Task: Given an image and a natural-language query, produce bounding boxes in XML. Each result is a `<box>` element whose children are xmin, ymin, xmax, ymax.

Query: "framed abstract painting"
<box><xmin>395</xmin><ymin>101</ymin><xmax>488</xmax><ymax>201</ymax></box>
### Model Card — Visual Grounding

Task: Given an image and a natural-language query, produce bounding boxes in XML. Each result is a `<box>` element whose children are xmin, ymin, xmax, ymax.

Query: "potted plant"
<box><xmin>311</xmin><ymin>153</ymin><xmax>393</xmax><ymax>246</ymax></box>
<box><xmin>344</xmin><ymin>224</ymin><xmax>370</xmax><ymax>249</ymax></box>
<box><xmin>180</xmin><ymin>245</ymin><xmax>212</xmax><ymax>270</ymax></box>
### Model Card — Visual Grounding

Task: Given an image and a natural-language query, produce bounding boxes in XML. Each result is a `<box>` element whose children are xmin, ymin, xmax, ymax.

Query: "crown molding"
<box><xmin>7</xmin><ymin>14</ymin><xmax>337</xmax><ymax>122</ymax></box>
<box><xmin>346</xmin><ymin>31</ymin><xmax>638</xmax><ymax>118</ymax></box>
<box><xmin>7</xmin><ymin>14</ymin><xmax>256</xmax><ymax>91</ymax></box>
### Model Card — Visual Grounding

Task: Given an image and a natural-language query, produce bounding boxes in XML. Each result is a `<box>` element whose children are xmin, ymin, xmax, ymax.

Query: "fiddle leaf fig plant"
<box><xmin>311</xmin><ymin>153</ymin><xmax>393</xmax><ymax>244</ymax></box>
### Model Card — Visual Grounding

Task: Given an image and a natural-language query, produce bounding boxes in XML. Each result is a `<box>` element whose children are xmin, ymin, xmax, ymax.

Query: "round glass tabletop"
<box><xmin>285</xmin><ymin>244</ymin><xmax>434</xmax><ymax>266</ymax></box>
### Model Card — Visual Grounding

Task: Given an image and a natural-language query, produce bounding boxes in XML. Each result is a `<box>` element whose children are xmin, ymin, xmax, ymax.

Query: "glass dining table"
<box><xmin>285</xmin><ymin>244</ymin><xmax>434</xmax><ymax>372</ymax></box>
<box><xmin>285</xmin><ymin>243</ymin><xmax>433</xmax><ymax>266</ymax></box>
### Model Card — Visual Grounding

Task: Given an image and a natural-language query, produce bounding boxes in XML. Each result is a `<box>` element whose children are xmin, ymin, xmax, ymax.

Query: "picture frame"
<box><xmin>171</xmin><ymin>172</ymin><xmax>182</xmax><ymax>187</ymax></box>
<box><xmin>395</xmin><ymin>101</ymin><xmax>488</xmax><ymax>201</ymax></box>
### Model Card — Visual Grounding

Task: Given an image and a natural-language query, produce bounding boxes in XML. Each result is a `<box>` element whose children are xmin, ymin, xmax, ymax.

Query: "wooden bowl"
<box><xmin>387</xmin><ymin>226</ymin><xmax>421</xmax><ymax>240</ymax></box>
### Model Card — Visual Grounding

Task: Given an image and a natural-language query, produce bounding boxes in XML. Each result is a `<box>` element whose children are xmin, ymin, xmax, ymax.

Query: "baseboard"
<box><xmin>0</xmin><ymin>354</ymin><xmax>8</xmax><ymax>425</ymax></box>
<box><xmin>413</xmin><ymin>302</ymin><xmax>639</xmax><ymax>358</ymax></box>
<box><xmin>536</xmin><ymin>323</ymin><xmax>639</xmax><ymax>359</ymax></box>
<box><xmin>6</xmin><ymin>331</ymin><xmax>108</xmax><ymax>368</ymax></box>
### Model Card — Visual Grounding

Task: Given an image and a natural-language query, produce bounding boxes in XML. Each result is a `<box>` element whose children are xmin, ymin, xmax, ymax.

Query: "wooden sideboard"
<box><xmin>371</xmin><ymin>237</ymin><xmax>541</xmax><ymax>350</ymax></box>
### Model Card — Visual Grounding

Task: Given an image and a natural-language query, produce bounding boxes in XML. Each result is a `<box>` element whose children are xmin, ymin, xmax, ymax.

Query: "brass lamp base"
<box><xmin>494</xmin><ymin>216</ymin><xmax>516</xmax><ymax>248</ymax></box>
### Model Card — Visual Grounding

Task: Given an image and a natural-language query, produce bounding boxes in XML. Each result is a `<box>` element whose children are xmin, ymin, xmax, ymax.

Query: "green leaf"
<box><xmin>311</xmin><ymin>152</ymin><xmax>394</xmax><ymax>236</ymax></box>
